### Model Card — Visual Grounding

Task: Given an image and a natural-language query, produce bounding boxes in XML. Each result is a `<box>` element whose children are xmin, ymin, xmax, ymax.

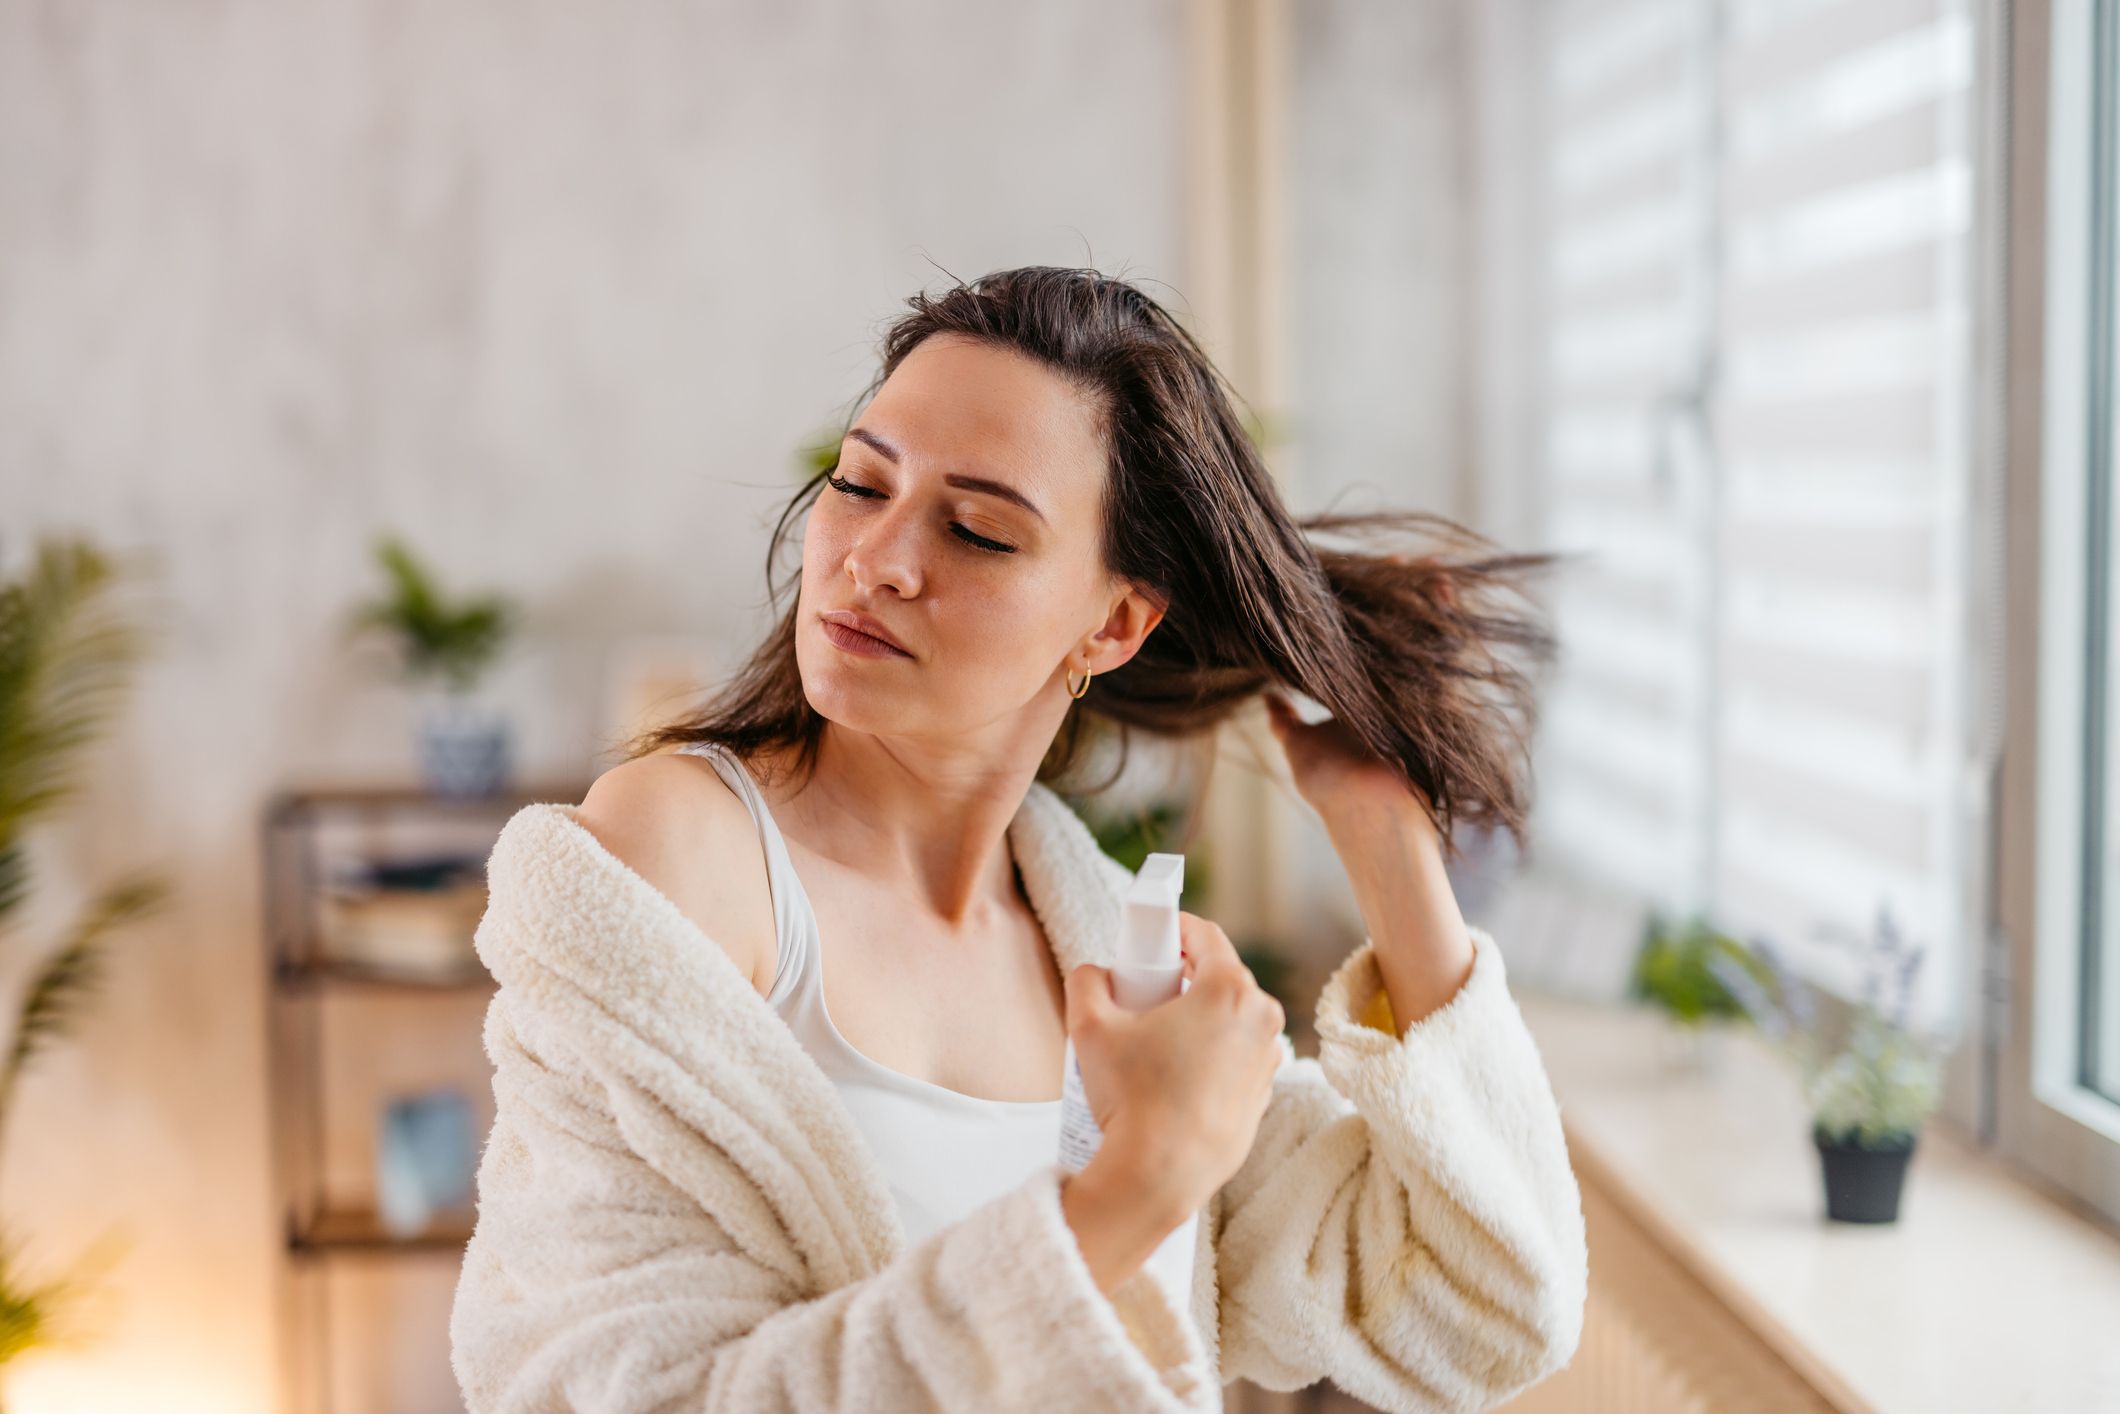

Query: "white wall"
<box><xmin>0</xmin><ymin>1</ymin><xmax>1486</xmax><ymax>1407</ymax></box>
<box><xmin>0</xmin><ymin>3</ymin><xmax>1189</xmax><ymax>1408</ymax></box>
<box><xmin>1277</xmin><ymin>0</ymin><xmax>1477</xmax><ymax>959</ymax></box>
<box><xmin>1285</xmin><ymin>0</ymin><xmax>1470</xmax><ymax>526</ymax></box>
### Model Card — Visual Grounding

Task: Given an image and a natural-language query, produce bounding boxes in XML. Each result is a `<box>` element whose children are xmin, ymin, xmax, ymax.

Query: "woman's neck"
<box><xmin>754</xmin><ymin>725</ymin><xmax>1041</xmax><ymax>929</ymax></box>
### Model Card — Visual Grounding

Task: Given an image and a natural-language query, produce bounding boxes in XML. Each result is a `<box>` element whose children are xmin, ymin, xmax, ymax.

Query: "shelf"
<box><xmin>274</xmin><ymin>955</ymin><xmax>495</xmax><ymax>994</ymax></box>
<box><xmin>289</xmin><ymin>1205</ymin><xmax>477</xmax><ymax>1257</ymax></box>
<box><xmin>267</xmin><ymin>781</ymin><xmax>590</xmax><ymax>817</ymax></box>
<box><xmin>265</xmin><ymin>778</ymin><xmax>563</xmax><ymax>1408</ymax></box>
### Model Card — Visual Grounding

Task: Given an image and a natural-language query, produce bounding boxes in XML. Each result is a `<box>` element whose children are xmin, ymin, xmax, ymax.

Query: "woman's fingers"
<box><xmin>1178</xmin><ymin>913</ymin><xmax>1283</xmax><ymax>1037</ymax></box>
<box><xmin>1176</xmin><ymin>911</ymin><xmax>1244</xmax><ymax>986</ymax></box>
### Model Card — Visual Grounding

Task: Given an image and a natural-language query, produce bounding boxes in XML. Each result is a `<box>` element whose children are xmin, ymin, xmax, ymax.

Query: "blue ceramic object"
<box><xmin>416</xmin><ymin>692</ymin><xmax>512</xmax><ymax>799</ymax></box>
<box><xmin>378</xmin><ymin>1086</ymin><xmax>477</xmax><ymax>1238</ymax></box>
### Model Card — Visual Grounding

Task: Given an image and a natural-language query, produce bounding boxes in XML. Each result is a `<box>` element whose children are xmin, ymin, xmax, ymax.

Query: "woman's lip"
<box><xmin>820</xmin><ymin>610</ymin><xmax>913</xmax><ymax>655</ymax></box>
<box><xmin>820</xmin><ymin>617</ymin><xmax>913</xmax><ymax>659</ymax></box>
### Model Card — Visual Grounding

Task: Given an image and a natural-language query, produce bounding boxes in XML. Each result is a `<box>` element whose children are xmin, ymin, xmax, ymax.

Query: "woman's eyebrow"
<box><xmin>843</xmin><ymin>425</ymin><xmax>1049</xmax><ymax>526</ymax></box>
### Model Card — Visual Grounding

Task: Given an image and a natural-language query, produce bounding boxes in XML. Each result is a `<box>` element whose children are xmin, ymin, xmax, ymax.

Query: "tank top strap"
<box><xmin>672</xmin><ymin>742</ymin><xmax>807</xmax><ymax>1001</ymax></box>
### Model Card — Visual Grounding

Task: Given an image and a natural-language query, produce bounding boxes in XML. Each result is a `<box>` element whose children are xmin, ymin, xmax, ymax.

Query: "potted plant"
<box><xmin>0</xmin><ymin>537</ymin><xmax>173</xmax><ymax>1401</ymax></box>
<box><xmin>1628</xmin><ymin>913</ymin><xmax>1762</xmax><ymax>1071</ymax></box>
<box><xmin>1708</xmin><ymin>907</ymin><xmax>1946</xmax><ymax>1224</ymax></box>
<box><xmin>346</xmin><ymin>535</ymin><xmax>519</xmax><ymax>799</ymax></box>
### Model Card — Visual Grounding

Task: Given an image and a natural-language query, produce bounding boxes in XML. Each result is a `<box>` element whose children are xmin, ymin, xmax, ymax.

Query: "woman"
<box><xmin>449</xmin><ymin>267</ymin><xmax>1587</xmax><ymax>1413</ymax></box>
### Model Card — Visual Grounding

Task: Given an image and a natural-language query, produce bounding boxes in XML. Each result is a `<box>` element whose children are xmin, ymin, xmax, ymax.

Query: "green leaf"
<box><xmin>348</xmin><ymin>536</ymin><xmax>518</xmax><ymax>690</ymax></box>
<box><xmin>1629</xmin><ymin>914</ymin><xmax>1759</xmax><ymax>1024</ymax></box>
<box><xmin>0</xmin><ymin>873</ymin><xmax>172</xmax><ymax>1138</ymax></box>
<box><xmin>0</xmin><ymin>540</ymin><xmax>157</xmax><ymax>859</ymax></box>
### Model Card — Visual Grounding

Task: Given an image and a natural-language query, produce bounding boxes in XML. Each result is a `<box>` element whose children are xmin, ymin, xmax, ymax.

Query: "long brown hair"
<box><xmin>621</xmin><ymin>265</ymin><xmax>1558</xmax><ymax>850</ymax></box>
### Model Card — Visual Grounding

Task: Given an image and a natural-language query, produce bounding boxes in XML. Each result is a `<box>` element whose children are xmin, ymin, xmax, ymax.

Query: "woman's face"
<box><xmin>796</xmin><ymin>332</ymin><xmax>1160</xmax><ymax>746</ymax></box>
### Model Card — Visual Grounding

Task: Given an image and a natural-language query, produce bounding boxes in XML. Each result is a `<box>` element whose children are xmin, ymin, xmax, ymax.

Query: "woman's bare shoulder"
<box><xmin>572</xmin><ymin>751</ymin><xmax>778</xmax><ymax>998</ymax></box>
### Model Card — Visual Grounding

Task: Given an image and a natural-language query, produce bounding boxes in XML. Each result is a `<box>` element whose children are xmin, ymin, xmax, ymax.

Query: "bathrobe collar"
<box><xmin>473</xmin><ymin>776</ymin><xmax>1136</xmax><ymax>1288</ymax></box>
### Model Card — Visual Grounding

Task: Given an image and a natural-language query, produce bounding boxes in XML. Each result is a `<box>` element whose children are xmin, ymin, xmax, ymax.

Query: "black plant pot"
<box><xmin>1813</xmin><ymin>1125</ymin><xmax>1918</xmax><ymax>1224</ymax></box>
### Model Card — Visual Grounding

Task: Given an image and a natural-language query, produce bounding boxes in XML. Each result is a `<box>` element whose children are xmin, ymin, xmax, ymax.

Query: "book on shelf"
<box><xmin>315</xmin><ymin>853</ymin><xmax>489</xmax><ymax>979</ymax></box>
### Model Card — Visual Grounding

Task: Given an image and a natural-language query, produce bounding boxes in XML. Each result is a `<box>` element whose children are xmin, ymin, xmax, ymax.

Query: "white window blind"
<box><xmin>1538</xmin><ymin>0</ymin><xmax>1716</xmax><ymax>919</ymax></box>
<box><xmin>1533</xmin><ymin>0</ymin><xmax>1983</xmax><ymax>1034</ymax></box>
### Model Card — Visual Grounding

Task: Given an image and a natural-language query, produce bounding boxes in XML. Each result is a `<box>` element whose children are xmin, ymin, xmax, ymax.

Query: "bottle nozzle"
<box><xmin>1117</xmin><ymin>852</ymin><xmax>1184</xmax><ymax>972</ymax></box>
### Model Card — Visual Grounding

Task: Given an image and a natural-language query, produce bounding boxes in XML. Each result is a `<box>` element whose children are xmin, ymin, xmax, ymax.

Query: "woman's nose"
<box><xmin>842</xmin><ymin>501</ymin><xmax>925</xmax><ymax>598</ymax></box>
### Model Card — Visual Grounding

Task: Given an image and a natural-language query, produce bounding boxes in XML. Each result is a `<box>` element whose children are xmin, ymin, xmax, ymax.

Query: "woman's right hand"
<box><xmin>1058</xmin><ymin>911</ymin><xmax>1286</xmax><ymax>1288</ymax></box>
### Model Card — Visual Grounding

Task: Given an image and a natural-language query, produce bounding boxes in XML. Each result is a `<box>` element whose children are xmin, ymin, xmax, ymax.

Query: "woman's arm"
<box><xmin>1330</xmin><ymin>789</ymin><xmax>1481</xmax><ymax>1035</ymax></box>
<box><xmin>449</xmin><ymin>984</ymin><xmax>1217</xmax><ymax>1413</ymax></box>
<box><xmin>1211</xmin><ymin>726</ymin><xmax>1588</xmax><ymax>1412</ymax></box>
<box><xmin>1210</xmin><ymin>923</ymin><xmax>1587</xmax><ymax>1412</ymax></box>
<box><xmin>1062</xmin><ymin>1142</ymin><xmax>1198</xmax><ymax>1297</ymax></box>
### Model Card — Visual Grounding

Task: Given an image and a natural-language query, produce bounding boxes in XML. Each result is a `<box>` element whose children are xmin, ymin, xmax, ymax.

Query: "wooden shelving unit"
<box><xmin>262</xmin><ymin>779</ymin><xmax>587</xmax><ymax>1414</ymax></box>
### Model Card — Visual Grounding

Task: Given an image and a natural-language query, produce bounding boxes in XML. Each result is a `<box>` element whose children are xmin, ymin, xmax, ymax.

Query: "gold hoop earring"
<box><xmin>1066</xmin><ymin>662</ymin><xmax>1093</xmax><ymax>699</ymax></box>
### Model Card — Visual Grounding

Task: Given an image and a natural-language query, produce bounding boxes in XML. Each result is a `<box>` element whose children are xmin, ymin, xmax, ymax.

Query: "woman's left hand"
<box><xmin>1262</xmin><ymin>687</ymin><xmax>1476</xmax><ymax>1030</ymax></box>
<box><xmin>1261</xmin><ymin>689</ymin><xmax>1438</xmax><ymax>845</ymax></box>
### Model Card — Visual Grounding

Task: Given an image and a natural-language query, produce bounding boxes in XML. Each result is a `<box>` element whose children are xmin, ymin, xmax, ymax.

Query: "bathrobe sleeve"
<box><xmin>1209</xmin><ymin>924</ymin><xmax>1588</xmax><ymax>1413</ymax></box>
<box><xmin>448</xmin><ymin>978</ymin><xmax>1218</xmax><ymax>1414</ymax></box>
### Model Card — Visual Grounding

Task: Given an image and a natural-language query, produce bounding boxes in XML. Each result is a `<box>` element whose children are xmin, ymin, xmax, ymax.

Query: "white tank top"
<box><xmin>676</xmin><ymin>743</ymin><xmax>1065</xmax><ymax>1249</ymax></box>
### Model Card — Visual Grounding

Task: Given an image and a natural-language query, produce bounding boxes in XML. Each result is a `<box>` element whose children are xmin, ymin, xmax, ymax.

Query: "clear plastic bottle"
<box><xmin>1058</xmin><ymin>852</ymin><xmax>1198</xmax><ymax>1319</ymax></box>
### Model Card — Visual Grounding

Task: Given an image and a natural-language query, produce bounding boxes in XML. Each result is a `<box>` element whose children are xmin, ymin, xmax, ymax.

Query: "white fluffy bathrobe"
<box><xmin>448</xmin><ymin>778</ymin><xmax>1588</xmax><ymax>1413</ymax></box>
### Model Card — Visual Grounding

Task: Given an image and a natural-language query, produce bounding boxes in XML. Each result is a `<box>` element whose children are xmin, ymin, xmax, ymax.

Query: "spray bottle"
<box><xmin>1058</xmin><ymin>852</ymin><xmax>1198</xmax><ymax>1319</ymax></box>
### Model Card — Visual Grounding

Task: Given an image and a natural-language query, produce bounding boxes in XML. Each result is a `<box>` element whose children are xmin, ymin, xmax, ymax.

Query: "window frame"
<box><xmin>2009</xmin><ymin>0</ymin><xmax>2120</xmax><ymax>1225</ymax></box>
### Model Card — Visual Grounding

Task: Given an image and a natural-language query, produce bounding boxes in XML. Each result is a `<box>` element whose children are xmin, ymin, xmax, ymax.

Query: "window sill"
<box><xmin>1517</xmin><ymin>988</ymin><xmax>2120</xmax><ymax>1413</ymax></box>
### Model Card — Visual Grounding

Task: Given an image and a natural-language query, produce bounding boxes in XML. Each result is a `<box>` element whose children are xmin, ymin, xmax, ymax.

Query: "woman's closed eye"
<box><xmin>825</xmin><ymin>471</ymin><xmax>1019</xmax><ymax>555</ymax></box>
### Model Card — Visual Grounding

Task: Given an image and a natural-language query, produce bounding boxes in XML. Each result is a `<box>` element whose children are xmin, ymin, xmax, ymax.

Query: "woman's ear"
<box><xmin>1087</xmin><ymin>586</ymin><xmax>1164</xmax><ymax>672</ymax></box>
